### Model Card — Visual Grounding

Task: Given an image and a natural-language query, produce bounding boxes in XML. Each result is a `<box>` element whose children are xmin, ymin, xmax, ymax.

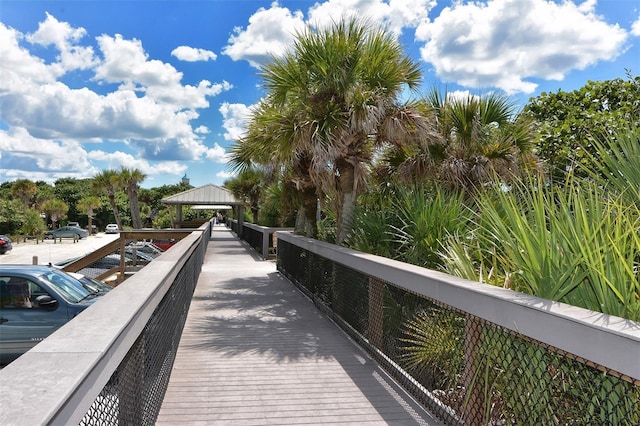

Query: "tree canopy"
<box><xmin>525</xmin><ymin>74</ymin><xmax>640</xmax><ymax>179</ymax></box>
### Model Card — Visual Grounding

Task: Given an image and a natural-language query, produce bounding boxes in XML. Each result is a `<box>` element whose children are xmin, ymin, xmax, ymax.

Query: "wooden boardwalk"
<box><xmin>157</xmin><ymin>226</ymin><xmax>442</xmax><ymax>425</ymax></box>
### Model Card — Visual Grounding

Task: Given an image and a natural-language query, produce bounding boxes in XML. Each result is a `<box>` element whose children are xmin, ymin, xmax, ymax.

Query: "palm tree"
<box><xmin>77</xmin><ymin>196</ymin><xmax>102</xmax><ymax>235</ymax></box>
<box><xmin>224</xmin><ymin>168</ymin><xmax>267</xmax><ymax>223</ymax></box>
<box><xmin>420</xmin><ymin>88</ymin><xmax>539</xmax><ymax>190</ymax></box>
<box><xmin>251</xmin><ymin>17</ymin><xmax>434</xmax><ymax>244</ymax></box>
<box><xmin>118</xmin><ymin>167</ymin><xmax>146</xmax><ymax>229</ymax></box>
<box><xmin>93</xmin><ymin>170</ymin><xmax>123</xmax><ymax>230</ymax></box>
<box><xmin>377</xmin><ymin>89</ymin><xmax>541</xmax><ymax>192</ymax></box>
<box><xmin>41</xmin><ymin>199</ymin><xmax>68</xmax><ymax>229</ymax></box>
<box><xmin>11</xmin><ymin>179</ymin><xmax>36</xmax><ymax>212</ymax></box>
<box><xmin>229</xmin><ymin>100</ymin><xmax>320</xmax><ymax>238</ymax></box>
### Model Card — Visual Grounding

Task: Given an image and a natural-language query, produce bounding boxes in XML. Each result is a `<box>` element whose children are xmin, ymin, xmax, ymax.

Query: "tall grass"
<box><xmin>441</xmin><ymin>127</ymin><xmax>640</xmax><ymax>320</ymax></box>
<box><xmin>348</xmin><ymin>183</ymin><xmax>471</xmax><ymax>269</ymax></box>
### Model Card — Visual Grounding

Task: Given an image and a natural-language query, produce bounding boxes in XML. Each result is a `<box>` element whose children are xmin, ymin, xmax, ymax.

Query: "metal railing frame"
<box><xmin>275</xmin><ymin>231</ymin><xmax>640</xmax><ymax>422</ymax></box>
<box><xmin>226</xmin><ymin>219</ymin><xmax>293</xmax><ymax>259</ymax></box>
<box><xmin>0</xmin><ymin>222</ymin><xmax>211</xmax><ymax>425</ymax></box>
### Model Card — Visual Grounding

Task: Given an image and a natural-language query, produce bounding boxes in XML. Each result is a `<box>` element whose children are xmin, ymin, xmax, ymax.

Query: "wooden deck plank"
<box><xmin>157</xmin><ymin>226</ymin><xmax>442</xmax><ymax>425</ymax></box>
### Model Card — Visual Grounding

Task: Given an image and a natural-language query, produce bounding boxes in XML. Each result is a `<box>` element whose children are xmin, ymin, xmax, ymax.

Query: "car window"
<box><xmin>40</xmin><ymin>270</ymin><xmax>93</xmax><ymax>303</ymax></box>
<box><xmin>28</xmin><ymin>280</ymin><xmax>50</xmax><ymax>297</ymax></box>
<box><xmin>0</xmin><ymin>276</ymin><xmax>34</xmax><ymax>309</ymax></box>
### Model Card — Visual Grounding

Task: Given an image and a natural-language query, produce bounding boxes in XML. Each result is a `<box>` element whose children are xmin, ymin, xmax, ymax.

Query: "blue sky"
<box><xmin>1</xmin><ymin>0</ymin><xmax>639</xmax><ymax>189</ymax></box>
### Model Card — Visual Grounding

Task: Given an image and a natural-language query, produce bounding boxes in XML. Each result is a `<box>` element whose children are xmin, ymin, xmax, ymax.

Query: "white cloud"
<box><xmin>219</xmin><ymin>102</ymin><xmax>253</xmax><ymax>141</ymax></box>
<box><xmin>26</xmin><ymin>12</ymin><xmax>97</xmax><ymax>72</ymax></box>
<box><xmin>1</xmin><ymin>15</ymin><xmax>232</xmax><ymax>171</ymax></box>
<box><xmin>172</xmin><ymin>46</ymin><xmax>217</xmax><ymax>62</ymax></box>
<box><xmin>94</xmin><ymin>34</ymin><xmax>232</xmax><ymax>108</ymax></box>
<box><xmin>307</xmin><ymin>0</ymin><xmax>434</xmax><ymax>35</ymax></box>
<box><xmin>224</xmin><ymin>0</ymin><xmax>435</xmax><ymax>67</ymax></box>
<box><xmin>446</xmin><ymin>90</ymin><xmax>480</xmax><ymax>104</ymax></box>
<box><xmin>415</xmin><ymin>0</ymin><xmax>628</xmax><ymax>94</ymax></box>
<box><xmin>205</xmin><ymin>143</ymin><xmax>229</xmax><ymax>163</ymax></box>
<box><xmin>223</xmin><ymin>1</ymin><xmax>306</xmax><ymax>68</ymax></box>
<box><xmin>632</xmin><ymin>15</ymin><xmax>640</xmax><ymax>36</ymax></box>
<box><xmin>216</xmin><ymin>170</ymin><xmax>235</xmax><ymax>180</ymax></box>
<box><xmin>94</xmin><ymin>34</ymin><xmax>183</xmax><ymax>88</ymax></box>
<box><xmin>0</xmin><ymin>127</ymin><xmax>98</xmax><ymax>183</ymax></box>
<box><xmin>0</xmin><ymin>13</ymin><xmax>237</xmax><ymax>186</ymax></box>
<box><xmin>0</xmin><ymin>22</ymin><xmax>59</xmax><ymax>84</ymax></box>
<box><xmin>87</xmin><ymin>150</ymin><xmax>188</xmax><ymax>177</ymax></box>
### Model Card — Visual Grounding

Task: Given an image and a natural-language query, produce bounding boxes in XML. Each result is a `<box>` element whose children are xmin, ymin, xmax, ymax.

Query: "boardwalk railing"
<box><xmin>227</xmin><ymin>218</ymin><xmax>293</xmax><ymax>259</ymax></box>
<box><xmin>0</xmin><ymin>222</ymin><xmax>211</xmax><ymax>426</ymax></box>
<box><xmin>276</xmin><ymin>231</ymin><xmax>640</xmax><ymax>425</ymax></box>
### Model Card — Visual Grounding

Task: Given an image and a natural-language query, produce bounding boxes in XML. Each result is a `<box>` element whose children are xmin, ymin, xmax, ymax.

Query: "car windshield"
<box><xmin>39</xmin><ymin>270</ymin><xmax>94</xmax><ymax>303</ymax></box>
<box><xmin>79</xmin><ymin>276</ymin><xmax>111</xmax><ymax>294</ymax></box>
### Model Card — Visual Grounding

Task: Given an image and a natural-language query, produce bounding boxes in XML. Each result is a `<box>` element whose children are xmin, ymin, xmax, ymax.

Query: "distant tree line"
<box><xmin>0</xmin><ymin>168</ymin><xmax>193</xmax><ymax>236</ymax></box>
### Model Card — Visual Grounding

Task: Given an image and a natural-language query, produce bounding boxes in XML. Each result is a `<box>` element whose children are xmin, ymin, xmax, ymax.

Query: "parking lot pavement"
<box><xmin>0</xmin><ymin>233</ymin><xmax>120</xmax><ymax>266</ymax></box>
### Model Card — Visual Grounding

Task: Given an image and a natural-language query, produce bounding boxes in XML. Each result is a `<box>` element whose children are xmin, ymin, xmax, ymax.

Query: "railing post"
<box><xmin>262</xmin><ymin>229</ymin><xmax>269</xmax><ymax>260</ymax></box>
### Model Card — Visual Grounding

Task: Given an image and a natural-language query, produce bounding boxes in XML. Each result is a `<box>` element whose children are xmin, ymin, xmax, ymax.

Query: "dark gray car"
<box><xmin>44</xmin><ymin>226</ymin><xmax>89</xmax><ymax>240</ymax></box>
<box><xmin>0</xmin><ymin>265</ymin><xmax>104</xmax><ymax>365</ymax></box>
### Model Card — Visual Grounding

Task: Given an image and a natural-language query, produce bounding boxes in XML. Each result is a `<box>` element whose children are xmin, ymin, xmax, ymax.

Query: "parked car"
<box><xmin>0</xmin><ymin>265</ymin><xmax>105</xmax><ymax>365</ymax></box>
<box><xmin>0</xmin><ymin>235</ymin><xmax>12</xmax><ymax>254</ymax></box>
<box><xmin>67</xmin><ymin>272</ymin><xmax>112</xmax><ymax>295</ymax></box>
<box><xmin>151</xmin><ymin>239</ymin><xmax>176</xmax><ymax>251</ymax></box>
<box><xmin>67</xmin><ymin>222</ymin><xmax>81</xmax><ymax>228</ymax></box>
<box><xmin>44</xmin><ymin>226</ymin><xmax>89</xmax><ymax>240</ymax></box>
<box><xmin>105</xmin><ymin>224</ymin><xmax>119</xmax><ymax>234</ymax></box>
<box><xmin>128</xmin><ymin>241</ymin><xmax>165</xmax><ymax>258</ymax></box>
<box><xmin>86</xmin><ymin>224</ymin><xmax>98</xmax><ymax>234</ymax></box>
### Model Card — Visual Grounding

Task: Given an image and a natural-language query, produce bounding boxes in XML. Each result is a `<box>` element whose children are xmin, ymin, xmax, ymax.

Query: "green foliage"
<box><xmin>0</xmin><ymin>198</ymin><xmax>25</xmax><ymax>234</ymax></box>
<box><xmin>525</xmin><ymin>74</ymin><xmax>640</xmax><ymax>180</ymax></box>
<box><xmin>378</xmin><ymin>88</ymin><xmax>539</xmax><ymax>192</ymax></box>
<box><xmin>11</xmin><ymin>179</ymin><xmax>37</xmax><ymax>210</ymax></box>
<box><xmin>139</xmin><ymin>182</ymin><xmax>192</xmax><ymax>212</ymax></box>
<box><xmin>225</xmin><ymin>168</ymin><xmax>268</xmax><ymax>223</ymax></box>
<box><xmin>348</xmin><ymin>183</ymin><xmax>470</xmax><ymax>270</ymax></box>
<box><xmin>442</xmin><ymin>175</ymin><xmax>640</xmax><ymax>320</ymax></box>
<box><xmin>19</xmin><ymin>208</ymin><xmax>47</xmax><ymax>236</ymax></box>
<box><xmin>347</xmin><ymin>186</ymin><xmax>398</xmax><ymax>258</ymax></box>
<box><xmin>152</xmin><ymin>208</ymin><xmax>172</xmax><ymax>229</ymax></box>
<box><xmin>41</xmin><ymin>198</ymin><xmax>69</xmax><ymax>227</ymax></box>
<box><xmin>400</xmin><ymin>306</ymin><xmax>465</xmax><ymax>390</ymax></box>
<box><xmin>390</xmin><ymin>185</ymin><xmax>470</xmax><ymax>269</ymax></box>
<box><xmin>584</xmin><ymin>125</ymin><xmax>640</xmax><ymax>209</ymax></box>
<box><xmin>53</xmin><ymin>177</ymin><xmax>93</xmax><ymax>221</ymax></box>
<box><xmin>258</xmin><ymin>182</ymin><xmax>297</xmax><ymax>227</ymax></box>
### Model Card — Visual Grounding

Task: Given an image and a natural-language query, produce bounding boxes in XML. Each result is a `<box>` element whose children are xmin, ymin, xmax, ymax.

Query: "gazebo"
<box><xmin>161</xmin><ymin>184</ymin><xmax>245</xmax><ymax>234</ymax></box>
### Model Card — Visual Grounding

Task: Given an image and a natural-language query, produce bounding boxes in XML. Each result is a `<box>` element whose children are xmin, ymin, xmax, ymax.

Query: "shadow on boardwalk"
<box><xmin>157</xmin><ymin>226</ymin><xmax>442</xmax><ymax>425</ymax></box>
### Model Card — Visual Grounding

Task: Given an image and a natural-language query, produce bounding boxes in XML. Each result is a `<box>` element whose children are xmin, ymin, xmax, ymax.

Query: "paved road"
<box><xmin>0</xmin><ymin>233</ymin><xmax>120</xmax><ymax>266</ymax></box>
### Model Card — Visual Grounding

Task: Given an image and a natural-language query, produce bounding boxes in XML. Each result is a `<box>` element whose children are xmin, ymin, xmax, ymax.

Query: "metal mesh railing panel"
<box><xmin>78</xmin><ymin>236</ymin><xmax>204</xmax><ymax>426</ymax></box>
<box><xmin>242</xmin><ymin>225</ymin><xmax>263</xmax><ymax>254</ymax></box>
<box><xmin>277</xmin><ymin>239</ymin><xmax>640</xmax><ymax>425</ymax></box>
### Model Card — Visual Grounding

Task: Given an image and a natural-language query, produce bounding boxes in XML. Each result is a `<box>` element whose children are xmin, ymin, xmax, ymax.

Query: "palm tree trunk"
<box><xmin>294</xmin><ymin>185</ymin><xmax>318</xmax><ymax>238</ymax></box>
<box><xmin>109</xmin><ymin>193</ymin><xmax>123</xmax><ymax>230</ymax></box>
<box><xmin>128</xmin><ymin>188</ymin><xmax>142</xmax><ymax>229</ymax></box>
<box><xmin>336</xmin><ymin>159</ymin><xmax>357</xmax><ymax>245</ymax></box>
